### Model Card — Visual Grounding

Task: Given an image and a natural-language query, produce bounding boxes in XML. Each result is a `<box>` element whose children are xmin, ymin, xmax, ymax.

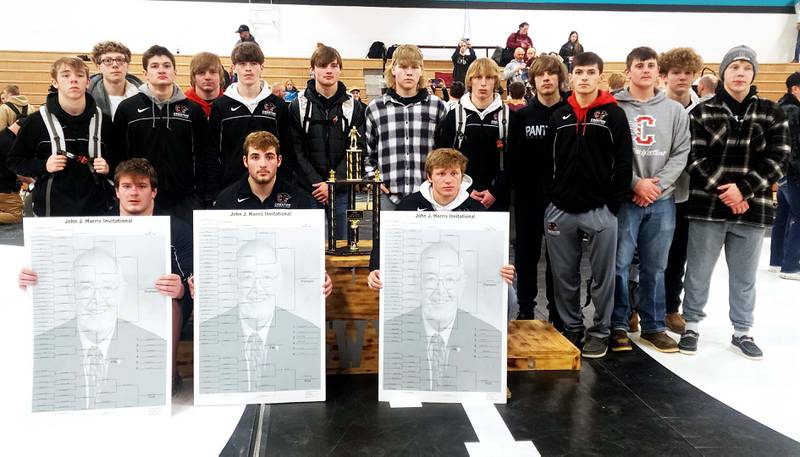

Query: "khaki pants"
<box><xmin>0</xmin><ymin>192</ymin><xmax>23</xmax><ymax>224</ymax></box>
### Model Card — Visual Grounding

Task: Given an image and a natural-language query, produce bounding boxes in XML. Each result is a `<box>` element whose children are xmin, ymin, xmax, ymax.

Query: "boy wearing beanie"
<box><xmin>679</xmin><ymin>45</ymin><xmax>790</xmax><ymax>359</ymax></box>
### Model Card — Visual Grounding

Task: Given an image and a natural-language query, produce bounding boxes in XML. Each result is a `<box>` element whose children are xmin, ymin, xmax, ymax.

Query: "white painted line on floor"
<box><xmin>461</xmin><ymin>401</ymin><xmax>539</xmax><ymax>457</ymax></box>
<box><xmin>388</xmin><ymin>394</ymin><xmax>422</xmax><ymax>408</ymax></box>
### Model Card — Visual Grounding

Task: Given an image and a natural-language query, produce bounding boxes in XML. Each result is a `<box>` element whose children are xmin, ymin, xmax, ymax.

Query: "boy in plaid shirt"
<box><xmin>364</xmin><ymin>45</ymin><xmax>447</xmax><ymax>210</ymax></box>
<box><xmin>679</xmin><ymin>46</ymin><xmax>790</xmax><ymax>360</ymax></box>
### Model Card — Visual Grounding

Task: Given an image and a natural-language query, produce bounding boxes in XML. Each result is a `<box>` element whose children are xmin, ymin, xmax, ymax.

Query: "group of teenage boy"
<box><xmin>9</xmin><ymin>37</ymin><xmax>792</xmax><ymax>375</ymax></box>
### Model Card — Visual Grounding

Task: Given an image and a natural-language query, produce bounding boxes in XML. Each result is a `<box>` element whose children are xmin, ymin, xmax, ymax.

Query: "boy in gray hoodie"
<box><xmin>610</xmin><ymin>47</ymin><xmax>690</xmax><ymax>353</ymax></box>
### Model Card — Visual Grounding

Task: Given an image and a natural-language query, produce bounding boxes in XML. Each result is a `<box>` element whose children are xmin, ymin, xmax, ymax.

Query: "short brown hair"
<box><xmin>231</xmin><ymin>42</ymin><xmax>264</xmax><ymax>65</ymax></box>
<box><xmin>142</xmin><ymin>45</ymin><xmax>176</xmax><ymax>70</ymax></box>
<box><xmin>385</xmin><ymin>44</ymin><xmax>426</xmax><ymax>91</ymax></box>
<box><xmin>573</xmin><ymin>52</ymin><xmax>604</xmax><ymax>73</ymax></box>
<box><xmin>528</xmin><ymin>54</ymin><xmax>568</xmax><ymax>87</ymax></box>
<box><xmin>91</xmin><ymin>41</ymin><xmax>131</xmax><ymax>65</ymax></box>
<box><xmin>425</xmin><ymin>148</ymin><xmax>468</xmax><ymax>176</ymax></box>
<box><xmin>243</xmin><ymin>131</ymin><xmax>280</xmax><ymax>157</ymax></box>
<box><xmin>509</xmin><ymin>81</ymin><xmax>526</xmax><ymax>99</ymax></box>
<box><xmin>310</xmin><ymin>45</ymin><xmax>343</xmax><ymax>69</ymax></box>
<box><xmin>625</xmin><ymin>47</ymin><xmax>658</xmax><ymax>70</ymax></box>
<box><xmin>190</xmin><ymin>52</ymin><xmax>224</xmax><ymax>87</ymax></box>
<box><xmin>3</xmin><ymin>85</ymin><xmax>20</xmax><ymax>96</ymax></box>
<box><xmin>50</xmin><ymin>57</ymin><xmax>89</xmax><ymax>80</ymax></box>
<box><xmin>465</xmin><ymin>58</ymin><xmax>501</xmax><ymax>91</ymax></box>
<box><xmin>114</xmin><ymin>158</ymin><xmax>158</xmax><ymax>189</ymax></box>
<box><xmin>607</xmin><ymin>73</ymin><xmax>627</xmax><ymax>91</ymax></box>
<box><xmin>658</xmin><ymin>47</ymin><xmax>703</xmax><ymax>76</ymax></box>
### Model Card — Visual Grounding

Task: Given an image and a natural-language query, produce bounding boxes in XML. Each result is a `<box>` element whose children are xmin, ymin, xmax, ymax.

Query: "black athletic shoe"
<box><xmin>516</xmin><ymin>309</ymin><xmax>536</xmax><ymax>320</ymax></box>
<box><xmin>678</xmin><ymin>330</ymin><xmax>699</xmax><ymax>355</ymax></box>
<box><xmin>731</xmin><ymin>335</ymin><xmax>763</xmax><ymax>360</ymax></box>
<box><xmin>562</xmin><ymin>330</ymin><xmax>584</xmax><ymax>349</ymax></box>
<box><xmin>581</xmin><ymin>335</ymin><xmax>608</xmax><ymax>359</ymax></box>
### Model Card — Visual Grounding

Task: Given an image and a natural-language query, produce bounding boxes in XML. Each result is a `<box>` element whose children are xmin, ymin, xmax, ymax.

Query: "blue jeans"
<box><xmin>770</xmin><ymin>176</ymin><xmax>800</xmax><ymax>273</ymax></box>
<box><xmin>795</xmin><ymin>30</ymin><xmax>800</xmax><ymax>62</ymax></box>
<box><xmin>612</xmin><ymin>198</ymin><xmax>676</xmax><ymax>333</ymax></box>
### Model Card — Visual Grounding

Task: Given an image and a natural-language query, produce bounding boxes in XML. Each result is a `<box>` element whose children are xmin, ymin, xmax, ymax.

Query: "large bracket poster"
<box><xmin>24</xmin><ymin>216</ymin><xmax>172</xmax><ymax>415</ymax></box>
<box><xmin>194</xmin><ymin>209</ymin><xmax>326</xmax><ymax>405</ymax></box>
<box><xmin>379</xmin><ymin>211</ymin><xmax>508</xmax><ymax>404</ymax></box>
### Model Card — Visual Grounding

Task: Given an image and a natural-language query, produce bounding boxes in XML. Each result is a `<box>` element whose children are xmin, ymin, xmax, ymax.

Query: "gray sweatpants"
<box><xmin>683</xmin><ymin>220</ymin><xmax>765</xmax><ymax>333</ymax></box>
<box><xmin>544</xmin><ymin>204</ymin><xmax>618</xmax><ymax>338</ymax></box>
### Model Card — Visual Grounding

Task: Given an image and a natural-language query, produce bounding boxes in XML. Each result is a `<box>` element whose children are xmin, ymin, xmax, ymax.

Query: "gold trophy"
<box><xmin>326</xmin><ymin>127</ymin><xmax>381</xmax><ymax>256</ymax></box>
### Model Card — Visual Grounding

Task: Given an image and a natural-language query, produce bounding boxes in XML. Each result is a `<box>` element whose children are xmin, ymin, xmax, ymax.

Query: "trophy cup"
<box><xmin>326</xmin><ymin>127</ymin><xmax>381</xmax><ymax>256</ymax></box>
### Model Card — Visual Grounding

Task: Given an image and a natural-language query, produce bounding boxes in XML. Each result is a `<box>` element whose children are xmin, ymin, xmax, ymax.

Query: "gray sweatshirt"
<box><xmin>614</xmin><ymin>88</ymin><xmax>690</xmax><ymax>201</ymax></box>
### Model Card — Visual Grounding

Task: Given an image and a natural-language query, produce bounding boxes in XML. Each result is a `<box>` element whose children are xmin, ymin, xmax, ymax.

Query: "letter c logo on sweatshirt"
<box><xmin>634</xmin><ymin>115</ymin><xmax>656</xmax><ymax>146</ymax></box>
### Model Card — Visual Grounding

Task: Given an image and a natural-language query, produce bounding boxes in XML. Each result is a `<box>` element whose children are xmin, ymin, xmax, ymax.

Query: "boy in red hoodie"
<box><xmin>184</xmin><ymin>52</ymin><xmax>224</xmax><ymax>118</ymax></box>
<box><xmin>543</xmin><ymin>52</ymin><xmax>633</xmax><ymax>358</ymax></box>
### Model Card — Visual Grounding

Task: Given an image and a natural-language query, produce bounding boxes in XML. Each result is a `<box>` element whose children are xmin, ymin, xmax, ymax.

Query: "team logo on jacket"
<box><xmin>262</xmin><ymin>102</ymin><xmax>276</xmax><ymax>115</ymax></box>
<box><xmin>634</xmin><ymin>115</ymin><xmax>656</xmax><ymax>145</ymax></box>
<box><xmin>590</xmin><ymin>110</ymin><xmax>608</xmax><ymax>125</ymax></box>
<box><xmin>274</xmin><ymin>192</ymin><xmax>292</xmax><ymax>208</ymax></box>
<box><xmin>173</xmin><ymin>104</ymin><xmax>190</xmax><ymax>119</ymax></box>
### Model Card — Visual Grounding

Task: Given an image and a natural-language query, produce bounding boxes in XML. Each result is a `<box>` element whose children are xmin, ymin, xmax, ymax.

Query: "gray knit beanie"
<box><xmin>719</xmin><ymin>45</ymin><xmax>758</xmax><ymax>82</ymax></box>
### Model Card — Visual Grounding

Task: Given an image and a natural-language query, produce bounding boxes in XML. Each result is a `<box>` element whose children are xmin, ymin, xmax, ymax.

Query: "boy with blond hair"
<box><xmin>364</xmin><ymin>44</ymin><xmax>447</xmax><ymax>209</ymax></box>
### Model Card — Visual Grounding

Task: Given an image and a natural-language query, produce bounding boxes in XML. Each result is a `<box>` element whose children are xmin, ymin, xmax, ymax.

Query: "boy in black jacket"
<box><xmin>543</xmin><ymin>52</ymin><xmax>633</xmax><ymax>358</ymax></box>
<box><xmin>289</xmin><ymin>45</ymin><xmax>366</xmax><ymax>238</ymax></box>
<box><xmin>113</xmin><ymin>45</ymin><xmax>208</xmax><ymax>223</ymax></box>
<box><xmin>206</xmin><ymin>42</ymin><xmax>294</xmax><ymax>198</ymax></box>
<box><xmin>509</xmin><ymin>54</ymin><xmax>567</xmax><ymax>323</ymax></box>
<box><xmin>8</xmin><ymin>57</ymin><xmax>116</xmax><ymax>217</ymax></box>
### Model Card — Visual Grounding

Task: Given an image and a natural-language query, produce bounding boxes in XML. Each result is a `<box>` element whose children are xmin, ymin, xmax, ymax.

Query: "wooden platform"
<box><xmin>508</xmin><ymin>320</ymin><xmax>581</xmax><ymax>371</ymax></box>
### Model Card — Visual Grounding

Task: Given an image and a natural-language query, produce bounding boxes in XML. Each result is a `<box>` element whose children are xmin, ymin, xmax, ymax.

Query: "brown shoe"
<box><xmin>629</xmin><ymin>312</ymin><xmax>640</xmax><ymax>333</ymax></box>
<box><xmin>665</xmin><ymin>313</ymin><xmax>686</xmax><ymax>334</ymax></box>
<box><xmin>610</xmin><ymin>329</ymin><xmax>633</xmax><ymax>352</ymax></box>
<box><xmin>639</xmin><ymin>331</ymin><xmax>679</xmax><ymax>353</ymax></box>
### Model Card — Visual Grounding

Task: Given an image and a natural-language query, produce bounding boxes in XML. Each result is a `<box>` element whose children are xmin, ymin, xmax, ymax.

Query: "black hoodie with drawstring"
<box><xmin>113</xmin><ymin>85</ymin><xmax>209</xmax><ymax>206</ymax></box>
<box><xmin>7</xmin><ymin>92</ymin><xmax>116</xmax><ymax>216</ymax></box>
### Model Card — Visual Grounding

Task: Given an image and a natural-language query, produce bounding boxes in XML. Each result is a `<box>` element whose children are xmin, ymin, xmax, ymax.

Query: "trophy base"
<box><xmin>326</xmin><ymin>239</ymin><xmax>373</xmax><ymax>257</ymax></box>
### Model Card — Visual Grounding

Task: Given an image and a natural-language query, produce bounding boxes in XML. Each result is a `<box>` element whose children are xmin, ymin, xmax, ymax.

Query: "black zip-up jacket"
<box><xmin>0</xmin><ymin>128</ymin><xmax>19</xmax><ymax>193</ymax></box>
<box><xmin>435</xmin><ymin>97</ymin><xmax>513</xmax><ymax>206</ymax></box>
<box><xmin>7</xmin><ymin>93</ymin><xmax>116</xmax><ymax>216</ymax></box>
<box><xmin>207</xmin><ymin>90</ymin><xmax>294</xmax><ymax>197</ymax></box>
<box><xmin>214</xmin><ymin>174</ymin><xmax>317</xmax><ymax>210</ymax></box>
<box><xmin>544</xmin><ymin>92</ymin><xmax>632</xmax><ymax>214</ymax></box>
<box><xmin>509</xmin><ymin>94</ymin><xmax>567</xmax><ymax>201</ymax></box>
<box><xmin>113</xmin><ymin>89</ymin><xmax>209</xmax><ymax>207</ymax></box>
<box><xmin>779</xmin><ymin>93</ymin><xmax>800</xmax><ymax>178</ymax></box>
<box><xmin>289</xmin><ymin>80</ymin><xmax>366</xmax><ymax>192</ymax></box>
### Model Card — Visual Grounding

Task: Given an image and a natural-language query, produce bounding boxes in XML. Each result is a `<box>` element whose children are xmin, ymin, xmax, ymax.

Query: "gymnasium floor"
<box><xmin>0</xmin><ymin>223</ymin><xmax>798</xmax><ymax>456</ymax></box>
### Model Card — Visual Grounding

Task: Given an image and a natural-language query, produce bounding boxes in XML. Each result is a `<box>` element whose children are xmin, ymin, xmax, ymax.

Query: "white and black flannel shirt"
<box><xmin>364</xmin><ymin>91</ymin><xmax>447</xmax><ymax>204</ymax></box>
<box><xmin>687</xmin><ymin>91</ymin><xmax>790</xmax><ymax>228</ymax></box>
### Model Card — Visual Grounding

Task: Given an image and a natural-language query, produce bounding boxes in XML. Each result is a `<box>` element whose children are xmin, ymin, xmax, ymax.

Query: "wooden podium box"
<box><xmin>507</xmin><ymin>320</ymin><xmax>581</xmax><ymax>371</ymax></box>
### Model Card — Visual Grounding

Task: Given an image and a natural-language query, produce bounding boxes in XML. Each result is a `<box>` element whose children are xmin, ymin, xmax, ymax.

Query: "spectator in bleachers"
<box><xmin>543</xmin><ymin>52</ymin><xmax>632</xmax><ymax>357</ymax></box>
<box><xmin>206</xmin><ymin>42</ymin><xmax>293</xmax><ymax>200</ymax></box>
<box><xmin>607</xmin><ymin>72</ymin><xmax>626</xmax><ymax>92</ymax></box>
<box><xmin>610</xmin><ymin>46</ymin><xmax>690</xmax><ymax>354</ymax></box>
<box><xmin>272</xmin><ymin>82</ymin><xmax>285</xmax><ymax>99</ymax></box>
<box><xmin>680</xmin><ymin>46</ymin><xmax>789</xmax><ymax>360</ymax></box>
<box><xmin>507</xmin><ymin>81</ymin><xmax>527</xmax><ymax>111</ymax></box>
<box><xmin>0</xmin><ymin>85</ymin><xmax>30</xmax><ymax>131</ymax></box>
<box><xmin>0</xmin><ymin>120</ymin><xmax>25</xmax><ymax>224</ymax></box>
<box><xmin>446</xmin><ymin>81</ymin><xmax>465</xmax><ymax>111</ymax></box>
<box><xmin>525</xmin><ymin>48</ymin><xmax>537</xmax><ymax>67</ymax></box>
<box><xmin>658</xmin><ymin>47</ymin><xmax>704</xmax><ymax>335</ymax></box>
<box><xmin>451</xmin><ymin>39</ymin><xmax>476</xmax><ymax>85</ymax></box>
<box><xmin>8</xmin><ymin>57</ymin><xmax>116</xmax><ymax>217</ymax></box>
<box><xmin>436</xmin><ymin>58</ymin><xmax>512</xmax><ymax>211</ymax></box>
<box><xmin>184</xmin><ymin>52</ymin><xmax>224</xmax><ymax>118</ymax></box>
<box><xmin>503</xmin><ymin>48</ymin><xmax>529</xmax><ymax>85</ymax></box>
<box><xmin>364</xmin><ymin>44</ymin><xmax>448</xmax><ymax>210</ymax></box>
<box><xmin>771</xmin><ymin>72</ymin><xmax>800</xmax><ymax>280</ymax></box>
<box><xmin>284</xmin><ymin>79</ymin><xmax>299</xmax><ymax>102</ymax></box>
<box><xmin>113</xmin><ymin>45</ymin><xmax>208</xmax><ymax>223</ymax></box>
<box><xmin>696</xmin><ymin>74</ymin><xmax>718</xmax><ymax>102</ymax></box>
<box><xmin>289</xmin><ymin>45</ymin><xmax>366</xmax><ymax>237</ymax></box>
<box><xmin>508</xmin><ymin>53</ymin><xmax>568</xmax><ymax>323</ymax></box>
<box><xmin>350</xmin><ymin>88</ymin><xmax>367</xmax><ymax>109</ymax></box>
<box><xmin>559</xmin><ymin>31</ymin><xmax>584</xmax><ymax>71</ymax></box>
<box><xmin>87</xmin><ymin>41</ymin><xmax>142</xmax><ymax>120</ymax></box>
<box><xmin>236</xmin><ymin>24</ymin><xmax>257</xmax><ymax>45</ymax></box>
<box><xmin>506</xmin><ymin>22</ymin><xmax>533</xmax><ymax>51</ymax></box>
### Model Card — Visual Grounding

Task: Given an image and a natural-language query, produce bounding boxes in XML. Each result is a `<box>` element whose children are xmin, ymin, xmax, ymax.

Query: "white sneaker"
<box><xmin>779</xmin><ymin>271</ymin><xmax>800</xmax><ymax>281</ymax></box>
<box><xmin>768</xmin><ymin>265</ymin><xmax>781</xmax><ymax>273</ymax></box>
